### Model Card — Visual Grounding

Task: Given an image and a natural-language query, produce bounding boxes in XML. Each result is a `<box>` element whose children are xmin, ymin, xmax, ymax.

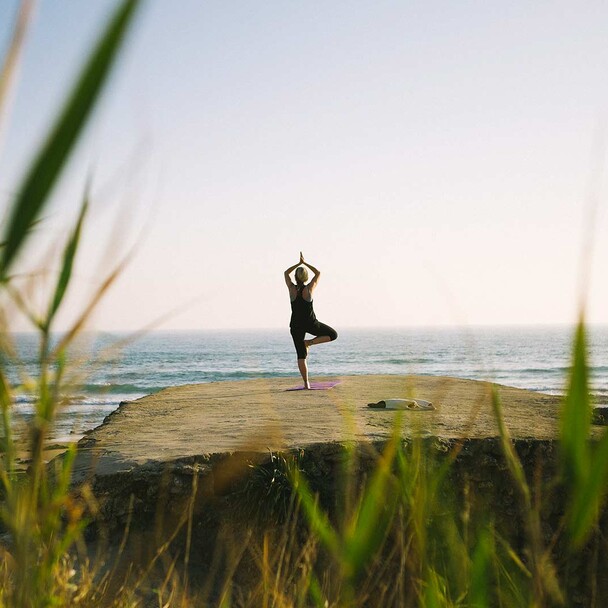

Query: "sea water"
<box><xmin>7</xmin><ymin>325</ymin><xmax>608</xmax><ymax>441</ymax></box>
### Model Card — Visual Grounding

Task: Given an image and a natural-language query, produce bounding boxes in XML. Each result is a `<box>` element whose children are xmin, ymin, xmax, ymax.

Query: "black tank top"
<box><xmin>290</xmin><ymin>285</ymin><xmax>316</xmax><ymax>328</ymax></box>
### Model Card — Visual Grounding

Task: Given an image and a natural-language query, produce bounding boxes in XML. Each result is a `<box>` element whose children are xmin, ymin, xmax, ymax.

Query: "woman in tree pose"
<box><xmin>284</xmin><ymin>252</ymin><xmax>338</xmax><ymax>388</ymax></box>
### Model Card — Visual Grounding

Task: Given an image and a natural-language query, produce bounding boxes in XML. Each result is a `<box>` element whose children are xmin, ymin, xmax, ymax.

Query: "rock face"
<box><xmin>68</xmin><ymin>376</ymin><xmax>608</xmax><ymax>605</ymax></box>
<box><xmin>83</xmin><ymin>437</ymin><xmax>561</xmax><ymax>538</ymax></box>
<box><xmin>593</xmin><ymin>406</ymin><xmax>608</xmax><ymax>425</ymax></box>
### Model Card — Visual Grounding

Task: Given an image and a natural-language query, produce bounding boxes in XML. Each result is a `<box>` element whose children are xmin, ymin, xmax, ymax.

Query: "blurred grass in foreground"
<box><xmin>0</xmin><ymin>1</ymin><xmax>141</xmax><ymax>605</ymax></box>
<box><xmin>2</xmin><ymin>1</ymin><xmax>608</xmax><ymax>606</ymax></box>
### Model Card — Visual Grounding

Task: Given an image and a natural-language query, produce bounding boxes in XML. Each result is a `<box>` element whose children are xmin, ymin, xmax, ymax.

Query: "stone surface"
<box><xmin>70</xmin><ymin>374</ymin><xmax>565</xmax><ymax>484</ymax></box>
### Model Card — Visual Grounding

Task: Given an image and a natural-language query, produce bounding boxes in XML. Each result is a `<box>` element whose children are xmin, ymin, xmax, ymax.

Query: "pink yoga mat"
<box><xmin>286</xmin><ymin>381</ymin><xmax>341</xmax><ymax>391</ymax></box>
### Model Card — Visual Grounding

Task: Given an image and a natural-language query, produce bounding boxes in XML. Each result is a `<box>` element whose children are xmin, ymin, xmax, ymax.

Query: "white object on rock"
<box><xmin>367</xmin><ymin>398</ymin><xmax>434</xmax><ymax>410</ymax></box>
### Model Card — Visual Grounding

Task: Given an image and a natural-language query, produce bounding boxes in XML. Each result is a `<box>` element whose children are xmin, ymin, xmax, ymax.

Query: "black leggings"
<box><xmin>290</xmin><ymin>321</ymin><xmax>338</xmax><ymax>359</ymax></box>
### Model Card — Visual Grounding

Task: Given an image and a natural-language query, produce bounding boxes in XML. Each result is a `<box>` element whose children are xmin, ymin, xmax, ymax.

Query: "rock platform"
<box><xmin>71</xmin><ymin>375</ymin><xmax>564</xmax><ymax>484</ymax></box>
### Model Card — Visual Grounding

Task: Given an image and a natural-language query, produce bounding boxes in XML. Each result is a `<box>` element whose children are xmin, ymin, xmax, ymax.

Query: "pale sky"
<box><xmin>1</xmin><ymin>0</ymin><xmax>608</xmax><ymax>330</ymax></box>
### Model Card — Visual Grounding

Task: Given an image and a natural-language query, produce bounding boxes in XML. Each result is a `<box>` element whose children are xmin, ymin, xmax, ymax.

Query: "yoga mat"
<box><xmin>286</xmin><ymin>381</ymin><xmax>341</xmax><ymax>391</ymax></box>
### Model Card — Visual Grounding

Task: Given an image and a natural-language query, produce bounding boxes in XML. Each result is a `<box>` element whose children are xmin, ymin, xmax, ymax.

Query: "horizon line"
<box><xmin>7</xmin><ymin>321</ymin><xmax>607</xmax><ymax>335</ymax></box>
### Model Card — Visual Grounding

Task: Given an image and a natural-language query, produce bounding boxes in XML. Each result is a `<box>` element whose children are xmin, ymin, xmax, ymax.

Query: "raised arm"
<box><xmin>284</xmin><ymin>261</ymin><xmax>300</xmax><ymax>288</ymax></box>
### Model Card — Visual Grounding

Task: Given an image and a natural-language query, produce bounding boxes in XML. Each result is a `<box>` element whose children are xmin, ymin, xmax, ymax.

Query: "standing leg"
<box><xmin>291</xmin><ymin>327</ymin><xmax>311</xmax><ymax>389</ymax></box>
<box><xmin>297</xmin><ymin>358</ymin><xmax>310</xmax><ymax>389</ymax></box>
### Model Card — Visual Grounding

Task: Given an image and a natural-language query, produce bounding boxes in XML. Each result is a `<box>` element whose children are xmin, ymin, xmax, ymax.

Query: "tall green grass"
<box><xmin>1</xmin><ymin>2</ymin><xmax>608</xmax><ymax>606</ymax></box>
<box><xmin>0</xmin><ymin>2</ymin><xmax>141</xmax><ymax>605</ymax></box>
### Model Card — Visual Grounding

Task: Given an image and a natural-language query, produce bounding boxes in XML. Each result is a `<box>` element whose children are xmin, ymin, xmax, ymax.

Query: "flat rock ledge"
<box><xmin>72</xmin><ymin>374</ymin><xmax>563</xmax><ymax>484</ymax></box>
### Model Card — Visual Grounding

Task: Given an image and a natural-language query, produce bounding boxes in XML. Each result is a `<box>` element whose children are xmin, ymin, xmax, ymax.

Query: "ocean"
<box><xmin>7</xmin><ymin>325</ymin><xmax>608</xmax><ymax>442</ymax></box>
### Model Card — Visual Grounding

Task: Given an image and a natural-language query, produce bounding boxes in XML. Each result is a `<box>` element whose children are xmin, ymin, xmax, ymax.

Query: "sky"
<box><xmin>1</xmin><ymin>0</ymin><xmax>608</xmax><ymax>331</ymax></box>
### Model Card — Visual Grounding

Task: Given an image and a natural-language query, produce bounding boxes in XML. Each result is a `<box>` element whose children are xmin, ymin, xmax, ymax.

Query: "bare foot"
<box><xmin>304</xmin><ymin>339</ymin><xmax>312</xmax><ymax>351</ymax></box>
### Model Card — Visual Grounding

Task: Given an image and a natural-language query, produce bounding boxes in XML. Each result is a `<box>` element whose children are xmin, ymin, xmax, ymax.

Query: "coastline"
<box><xmin>9</xmin><ymin>326</ymin><xmax>608</xmax><ymax>447</ymax></box>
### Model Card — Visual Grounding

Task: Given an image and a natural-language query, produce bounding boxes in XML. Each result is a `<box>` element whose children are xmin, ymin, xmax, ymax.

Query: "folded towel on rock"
<box><xmin>367</xmin><ymin>398</ymin><xmax>434</xmax><ymax>410</ymax></box>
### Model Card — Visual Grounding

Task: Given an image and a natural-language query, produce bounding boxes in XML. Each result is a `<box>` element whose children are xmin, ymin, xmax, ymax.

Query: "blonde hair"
<box><xmin>295</xmin><ymin>266</ymin><xmax>308</xmax><ymax>284</ymax></box>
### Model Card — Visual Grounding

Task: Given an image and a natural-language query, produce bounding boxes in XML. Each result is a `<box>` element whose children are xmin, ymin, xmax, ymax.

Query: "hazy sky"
<box><xmin>1</xmin><ymin>0</ymin><xmax>608</xmax><ymax>330</ymax></box>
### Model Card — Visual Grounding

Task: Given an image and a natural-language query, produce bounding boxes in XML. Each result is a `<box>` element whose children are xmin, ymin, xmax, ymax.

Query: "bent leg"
<box><xmin>305</xmin><ymin>321</ymin><xmax>338</xmax><ymax>348</ymax></box>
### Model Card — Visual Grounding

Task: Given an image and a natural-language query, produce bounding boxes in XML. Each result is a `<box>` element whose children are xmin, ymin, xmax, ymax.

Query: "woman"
<box><xmin>284</xmin><ymin>252</ymin><xmax>338</xmax><ymax>389</ymax></box>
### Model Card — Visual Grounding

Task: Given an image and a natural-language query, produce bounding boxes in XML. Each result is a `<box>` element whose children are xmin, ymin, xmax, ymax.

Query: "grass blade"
<box><xmin>344</xmin><ymin>438</ymin><xmax>398</xmax><ymax>579</ymax></box>
<box><xmin>0</xmin><ymin>0</ymin><xmax>35</xmax><ymax>140</ymax></box>
<box><xmin>469</xmin><ymin>527</ymin><xmax>494</xmax><ymax>608</ymax></box>
<box><xmin>568</xmin><ymin>431</ymin><xmax>608</xmax><ymax>546</ymax></box>
<box><xmin>560</xmin><ymin>319</ymin><xmax>591</xmax><ymax>486</ymax></box>
<box><xmin>44</xmin><ymin>194</ymin><xmax>88</xmax><ymax>329</ymax></box>
<box><xmin>0</xmin><ymin>369</ymin><xmax>15</xmax><ymax>488</ymax></box>
<box><xmin>52</xmin><ymin>257</ymin><xmax>127</xmax><ymax>356</ymax></box>
<box><xmin>557</xmin><ymin>319</ymin><xmax>608</xmax><ymax>546</ymax></box>
<box><xmin>0</xmin><ymin>0</ymin><xmax>141</xmax><ymax>278</ymax></box>
<box><xmin>291</xmin><ymin>468</ymin><xmax>340</xmax><ymax>556</ymax></box>
<box><xmin>491</xmin><ymin>388</ymin><xmax>530</xmax><ymax>506</ymax></box>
